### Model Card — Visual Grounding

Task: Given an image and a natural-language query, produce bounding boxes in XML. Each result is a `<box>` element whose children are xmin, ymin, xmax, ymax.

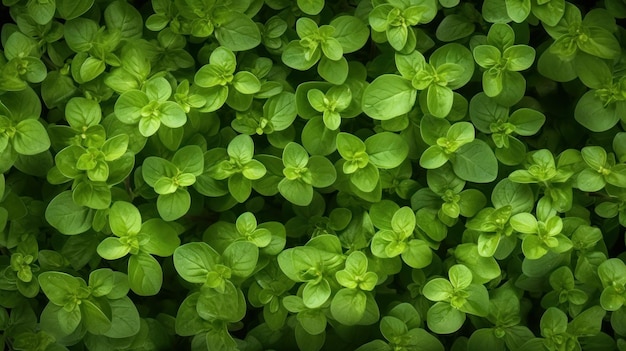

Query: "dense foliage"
<box><xmin>1</xmin><ymin>0</ymin><xmax>626</xmax><ymax>350</ymax></box>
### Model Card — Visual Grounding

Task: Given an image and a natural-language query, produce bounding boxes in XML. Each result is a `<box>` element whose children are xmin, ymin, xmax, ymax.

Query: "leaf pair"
<box><xmin>194</xmin><ymin>46</ymin><xmax>261</xmax><ymax>112</ymax></box>
<box><xmin>0</xmin><ymin>89</ymin><xmax>50</xmax><ymax>159</ymax></box>
<box><xmin>420</xmin><ymin>117</ymin><xmax>498</xmax><ymax>183</ymax></box>
<box><xmin>115</xmin><ymin>77</ymin><xmax>187</xmax><ymax>137</ymax></box>
<box><xmin>142</xmin><ymin>145</ymin><xmax>204</xmax><ymax>220</ymax></box>
<box><xmin>473</xmin><ymin>23</ymin><xmax>535</xmax><ymax>106</ymax></box>
<box><xmin>422</xmin><ymin>264</ymin><xmax>489</xmax><ymax>334</ymax></box>
<box><xmin>174</xmin><ymin>241</ymin><xmax>258</xmax><ymax>324</ymax></box>
<box><xmin>510</xmin><ymin>212</ymin><xmax>572</xmax><ymax>259</ymax></box>
<box><xmin>363</xmin><ymin>44</ymin><xmax>474</xmax><ymax>120</ymax></box>
<box><xmin>470</xmin><ymin>93</ymin><xmax>545</xmax><ymax>165</ymax></box>
<box><xmin>205</xmin><ymin>134</ymin><xmax>266</xmax><ymax>203</ymax></box>
<box><xmin>336</xmin><ymin>132</ymin><xmax>408</xmax><ymax>193</ymax></box>
<box><xmin>278</xmin><ymin>235</ymin><xmax>344</xmax><ymax>309</ymax></box>
<box><xmin>370</xmin><ymin>205</ymin><xmax>433</xmax><ymax>269</ymax></box>
<box><xmin>39</xmin><ymin>269</ymin><xmax>140</xmax><ymax>339</ymax></box>
<box><xmin>278</xmin><ymin>142</ymin><xmax>336</xmax><ymax>206</ymax></box>
<box><xmin>97</xmin><ymin>201</ymin><xmax>180</xmax><ymax>295</ymax></box>
<box><xmin>331</xmin><ymin>251</ymin><xmax>378</xmax><ymax>325</ymax></box>
<box><xmin>282</xmin><ymin>16</ymin><xmax>368</xmax><ymax>84</ymax></box>
<box><xmin>368</xmin><ymin>0</ymin><xmax>438</xmax><ymax>52</ymax></box>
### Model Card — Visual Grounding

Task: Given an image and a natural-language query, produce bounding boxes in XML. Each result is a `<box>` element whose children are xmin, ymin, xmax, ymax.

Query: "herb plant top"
<box><xmin>1</xmin><ymin>0</ymin><xmax>626</xmax><ymax>350</ymax></box>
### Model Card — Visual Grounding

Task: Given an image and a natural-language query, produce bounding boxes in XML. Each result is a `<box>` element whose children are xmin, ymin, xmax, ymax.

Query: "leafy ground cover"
<box><xmin>1</xmin><ymin>0</ymin><xmax>626</xmax><ymax>350</ymax></box>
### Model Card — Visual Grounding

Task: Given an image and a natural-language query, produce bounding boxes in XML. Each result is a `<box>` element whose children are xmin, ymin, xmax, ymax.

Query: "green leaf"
<box><xmin>577</xmin><ymin>27</ymin><xmax>621</xmax><ymax>59</ymax></box>
<box><xmin>282</xmin><ymin>142</ymin><xmax>309</xmax><ymax>169</ymax></box>
<box><xmin>282</xmin><ymin>41</ymin><xmax>320</xmax><ymax>71</ymax></box>
<box><xmin>474</xmin><ymin>45</ymin><xmax>501</xmax><ymax>68</ymax></box>
<box><xmin>427</xmin><ymin>301</ymin><xmax>466</xmax><ymax>334</ymax></box>
<box><xmin>318</xmin><ymin>56</ymin><xmax>349</xmax><ymax>85</ymax></box>
<box><xmin>79</xmin><ymin>57</ymin><xmax>106</xmax><ymax>82</ymax></box>
<box><xmin>575</xmin><ymin>90</ymin><xmax>622</xmax><ymax>132</ymax></box>
<box><xmin>228</xmin><ymin>173</ymin><xmax>252</xmax><ymax>203</ymax></box>
<box><xmin>380</xmin><ymin>315</ymin><xmax>407</xmax><ymax>342</ymax></box>
<box><xmin>402</xmin><ymin>239</ymin><xmax>433</xmax><ymax>268</ymax></box>
<box><xmin>510</xmin><ymin>213</ymin><xmax>538</xmax><ymax>233</ymax></box>
<box><xmin>158</xmin><ymin>102</ymin><xmax>187</xmax><ymax>129</ymax></box>
<box><xmin>330</xmin><ymin>16</ymin><xmax>369</xmax><ymax>54</ymax></box>
<box><xmin>303</xmin><ymin>279</ymin><xmax>332</xmax><ymax>308</ymax></box>
<box><xmin>297</xmin><ymin>0</ymin><xmax>324</xmax><ymax>15</ymax></box>
<box><xmin>337</xmin><ymin>132</ymin><xmax>366</xmax><ymax>160</ymax></box>
<box><xmin>541</xmin><ymin>307</ymin><xmax>568</xmax><ymax>335</ymax></box>
<box><xmin>537</xmin><ymin>49</ymin><xmax>576</xmax><ymax>82</ymax></box>
<box><xmin>39</xmin><ymin>271</ymin><xmax>82</xmax><ymax>306</ymax></box>
<box><xmin>521</xmin><ymin>235</ymin><xmax>548</xmax><ymax>259</ymax></box>
<box><xmin>213</xmin><ymin>10</ymin><xmax>261</xmax><ymax>51</ymax></box>
<box><xmin>461</xmin><ymin>284</ymin><xmax>490</xmax><ymax>317</ymax></box>
<box><xmin>452</xmin><ymin>140</ymin><xmax>498</xmax><ymax>183</ymax></box>
<box><xmin>568</xmin><ymin>306</ymin><xmax>605</xmax><ymax>336</ymax></box>
<box><xmin>109</xmin><ymin>201</ymin><xmax>142</xmax><ymax>236</ymax></box>
<box><xmin>172</xmin><ymin>145</ymin><xmax>204</xmax><ymax>175</ymax></box>
<box><xmin>233</xmin><ymin>71</ymin><xmax>261</xmax><ymax>95</ymax></box>
<box><xmin>575</xmin><ymin>54</ymin><xmax>613</xmax><ymax>89</ymax></box>
<box><xmin>227</xmin><ymin>134</ymin><xmax>255</xmax><ymax>163</ymax></box>
<box><xmin>429</xmin><ymin>43</ymin><xmax>475</xmax><ymax>89</ymax></box>
<box><xmin>45</xmin><ymin>191</ymin><xmax>94</xmax><ymax>235</ymax></box>
<box><xmin>278</xmin><ymin>178</ymin><xmax>313</xmax><ymax>206</ymax></box>
<box><xmin>330</xmin><ymin>289</ymin><xmax>367</xmax><ymax>326</ymax></box>
<box><xmin>174</xmin><ymin>242</ymin><xmax>220</xmax><ymax>284</ymax></box>
<box><xmin>509</xmin><ymin>108</ymin><xmax>545</xmax><ymax>136</ymax></box>
<box><xmin>264</xmin><ymin>92</ymin><xmax>297</xmax><ymax>132</ymax></box>
<box><xmin>449</xmin><ymin>264</ymin><xmax>473</xmax><ymax>290</ymax></box>
<box><xmin>362</xmin><ymin>75</ymin><xmax>417</xmax><ymax>120</ymax></box>
<box><xmin>12</xmin><ymin>119</ymin><xmax>50</xmax><ymax>155</ymax></box>
<box><xmin>103</xmin><ymin>1</ymin><xmax>142</xmax><ymax>39</ymax></box>
<box><xmin>104</xmin><ymin>297</ymin><xmax>140</xmax><ymax>338</ymax></box>
<box><xmin>197</xmin><ymin>281</ymin><xmax>246</xmax><ymax>322</ymax></box>
<box><xmin>487</xmin><ymin>23</ymin><xmax>515</xmax><ymax>50</ymax></box>
<box><xmin>491</xmin><ymin>179</ymin><xmax>534</xmax><ymax>214</ymax></box>
<box><xmin>142</xmin><ymin>157</ymin><xmax>178</xmax><ymax>187</ymax></box>
<box><xmin>598</xmin><ymin>258</ymin><xmax>626</xmax><ymax>286</ymax></box>
<box><xmin>115</xmin><ymin>90</ymin><xmax>149</xmax><ymax>125</ymax></box>
<box><xmin>391</xmin><ymin>206</ymin><xmax>416</xmax><ymax>236</ymax></box>
<box><xmin>577</xmin><ymin>168</ymin><xmax>605</xmax><ymax>192</ymax></box>
<box><xmin>506</xmin><ymin>0</ymin><xmax>531</xmax><ymax>23</ymax></box>
<box><xmin>223</xmin><ymin>241</ymin><xmax>258</xmax><ymax>278</ymax></box>
<box><xmin>468</xmin><ymin>329</ymin><xmax>505</xmax><ymax>350</ymax></box>
<box><xmin>144</xmin><ymin>77</ymin><xmax>172</xmax><ymax>102</ymax></box>
<box><xmin>97</xmin><ymin>237</ymin><xmax>130</xmax><ymax>260</ymax></box>
<box><xmin>426</xmin><ymin>84</ymin><xmax>454</xmax><ymax>118</ymax></box>
<box><xmin>436</xmin><ymin>15</ymin><xmax>475</xmax><ymax>42</ymax></box>
<box><xmin>420</xmin><ymin>146</ymin><xmax>449</xmax><ymax>169</ymax></box>
<box><xmin>454</xmin><ymin>243</ymin><xmax>501</xmax><ymax>284</ymax></box>
<box><xmin>56</xmin><ymin>0</ymin><xmax>94</xmax><ymax>20</ymax></box>
<box><xmin>278</xmin><ymin>246</ymin><xmax>320</xmax><ymax>282</ymax></box>
<box><xmin>157</xmin><ymin>189</ymin><xmax>191</xmax><ymax>221</ymax></box>
<box><xmin>351</xmin><ymin>162</ymin><xmax>379</xmax><ymax>193</ymax></box>
<box><xmin>101</xmin><ymin>134</ymin><xmax>129</xmax><ymax>161</ymax></box>
<box><xmin>423</xmin><ymin>278</ymin><xmax>454</xmax><ymax>302</ymax></box>
<box><xmin>365</xmin><ymin>132</ymin><xmax>409</xmax><ymax>169</ymax></box>
<box><xmin>65</xmin><ymin>97</ymin><xmax>101</xmax><ymax>129</ymax></box>
<box><xmin>503</xmin><ymin>45</ymin><xmax>535</xmax><ymax>71</ymax></box>
<box><xmin>308</xmin><ymin>156</ymin><xmax>337</xmax><ymax>188</ymax></box>
<box><xmin>128</xmin><ymin>253</ymin><xmax>162</xmax><ymax>296</ymax></box>
<box><xmin>532</xmin><ymin>0</ymin><xmax>565</xmax><ymax>26</ymax></box>
<box><xmin>42</xmin><ymin>303</ymin><xmax>82</xmax><ymax>336</ymax></box>
<box><xmin>141</xmin><ymin>219</ymin><xmax>180</xmax><ymax>257</ymax></box>
<box><xmin>81</xmin><ymin>299</ymin><xmax>112</xmax><ymax>335</ymax></box>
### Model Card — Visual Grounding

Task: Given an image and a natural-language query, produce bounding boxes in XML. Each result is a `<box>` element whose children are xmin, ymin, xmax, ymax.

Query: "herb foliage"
<box><xmin>1</xmin><ymin>0</ymin><xmax>626</xmax><ymax>350</ymax></box>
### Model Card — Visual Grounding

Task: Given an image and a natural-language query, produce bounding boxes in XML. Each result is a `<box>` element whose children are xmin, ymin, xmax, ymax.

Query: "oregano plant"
<box><xmin>1</xmin><ymin>0</ymin><xmax>626</xmax><ymax>350</ymax></box>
